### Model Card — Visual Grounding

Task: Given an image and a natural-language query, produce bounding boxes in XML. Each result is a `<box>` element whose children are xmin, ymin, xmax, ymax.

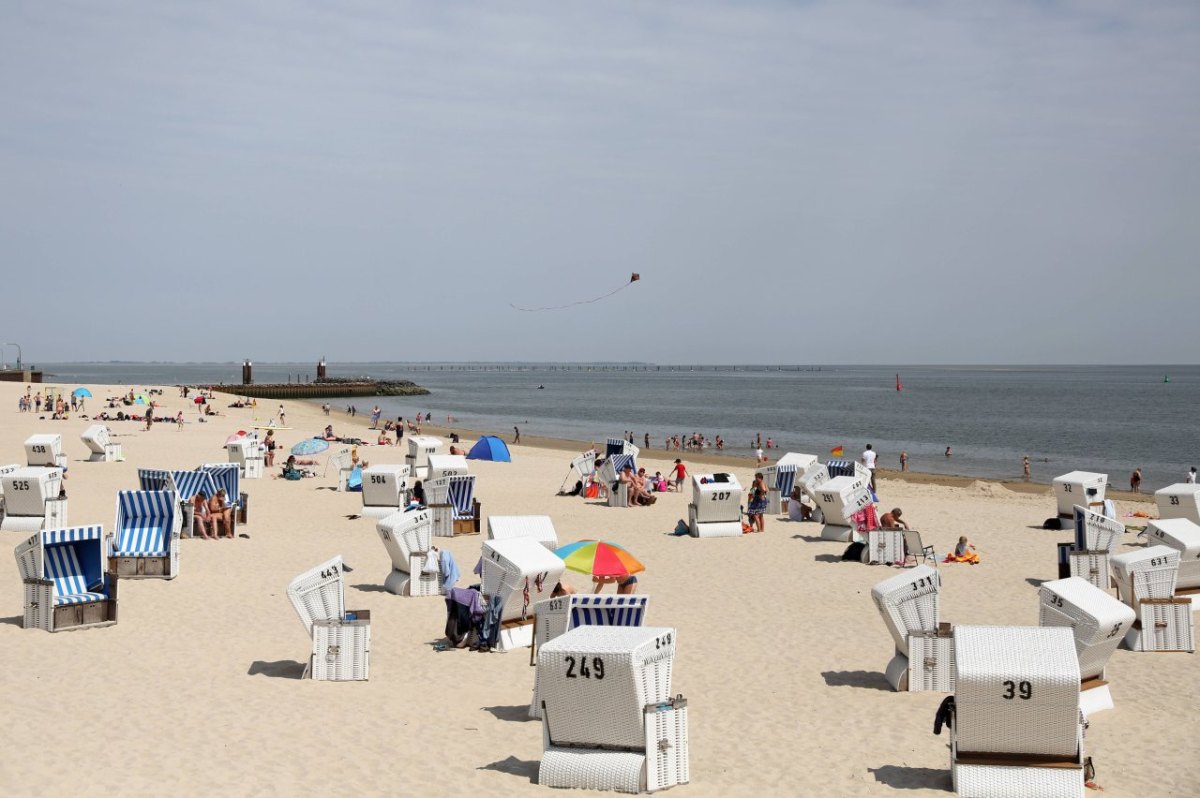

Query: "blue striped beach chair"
<box><xmin>768</xmin><ymin>464</ymin><xmax>800</xmax><ymax>515</ymax></box>
<box><xmin>529</xmin><ymin>594</ymin><xmax>652</xmax><ymax>718</ymax></box>
<box><xmin>111</xmin><ymin>490</ymin><xmax>179</xmax><ymax>579</ymax></box>
<box><xmin>599</xmin><ymin>454</ymin><xmax>637</xmax><ymax>507</ymax></box>
<box><xmin>201</xmin><ymin>463</ymin><xmax>245</xmax><ymax>527</ymax></box>
<box><xmin>171</xmin><ymin>470</ymin><xmax>220</xmax><ymax>538</ymax></box>
<box><xmin>827</xmin><ymin>459</ymin><xmax>856</xmax><ymax>479</ymax></box>
<box><xmin>15</xmin><ymin>525</ymin><xmax>118</xmax><ymax>631</ymax></box>
<box><xmin>137</xmin><ymin>468</ymin><xmax>175</xmax><ymax>492</ymax></box>
<box><xmin>430</xmin><ymin>474</ymin><xmax>480</xmax><ymax>537</ymax></box>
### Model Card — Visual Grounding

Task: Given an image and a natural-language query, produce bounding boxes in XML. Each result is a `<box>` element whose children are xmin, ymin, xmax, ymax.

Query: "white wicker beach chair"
<box><xmin>1039</xmin><ymin>577</ymin><xmax>1136</xmax><ymax>715</ymax></box>
<box><xmin>14</xmin><ymin>525</ymin><xmax>118</xmax><ymax>632</ymax></box>
<box><xmin>529</xmin><ymin>594</ymin><xmax>652</xmax><ymax>719</ymax></box>
<box><xmin>686</xmin><ymin>473</ymin><xmax>742</xmax><ymax>537</ymax></box>
<box><xmin>1143</xmin><ymin>518</ymin><xmax>1200</xmax><ymax>598</ymax></box>
<box><xmin>110</xmin><ymin>490</ymin><xmax>179</xmax><ymax>579</ymax></box>
<box><xmin>538</xmin><ymin>626</ymin><xmax>687</xmax><ymax>794</ymax></box>
<box><xmin>599</xmin><ymin>455</ymin><xmax>637</xmax><ymax>508</ymax></box>
<box><xmin>1053</xmin><ymin>471</ymin><xmax>1106</xmax><ymax>519</ymax></box>
<box><xmin>328</xmin><ymin>448</ymin><xmax>355</xmax><ymax>491</ymax></box>
<box><xmin>1155</xmin><ymin>483</ymin><xmax>1200</xmax><ymax>524</ymax></box>
<box><xmin>428</xmin><ymin>474</ymin><xmax>479</xmax><ymax>537</ymax></box>
<box><xmin>0</xmin><ymin>462</ymin><xmax>20</xmax><ymax>523</ymax></box>
<box><xmin>24</xmin><ymin>434</ymin><xmax>66</xmax><ymax>468</ymax></box>
<box><xmin>812</xmin><ymin>475</ymin><xmax>872</xmax><ymax>542</ymax></box>
<box><xmin>376</xmin><ymin>509</ymin><xmax>439</xmax><ymax>596</ymax></box>
<box><xmin>81</xmin><ymin>424</ymin><xmax>122</xmax><ymax>462</ymax></box>
<box><xmin>479</xmin><ymin>537</ymin><xmax>565</xmax><ymax>651</ymax></box>
<box><xmin>426</xmin><ymin>453</ymin><xmax>468</xmax><ymax>483</ymax></box>
<box><xmin>0</xmin><ymin>467</ymin><xmax>67</xmax><ymax>533</ymax></box>
<box><xmin>1130</xmin><ymin>599</ymin><xmax>1194</xmax><ymax>652</ymax></box>
<box><xmin>1072</xmin><ymin>505</ymin><xmax>1123</xmax><ymax>552</ymax></box>
<box><xmin>764</xmin><ymin>453</ymin><xmax>819</xmax><ymax>515</ymax></box>
<box><xmin>942</xmin><ymin>625</ymin><xmax>1085</xmax><ymax>798</ymax></box>
<box><xmin>405</xmin><ymin>435</ymin><xmax>443</xmax><ymax>473</ymax></box>
<box><xmin>1110</xmin><ymin>545</ymin><xmax>1179</xmax><ymax>606</ymax></box>
<box><xmin>867</xmin><ymin>528</ymin><xmax>906</xmax><ymax>566</ymax></box>
<box><xmin>605</xmin><ymin>438</ymin><xmax>640</xmax><ymax>460</ymax></box>
<box><xmin>486</xmin><ymin>515</ymin><xmax>559</xmax><ymax>550</ymax></box>
<box><xmin>571</xmin><ymin>451</ymin><xmax>597</xmax><ymax>482</ymax></box>
<box><xmin>287</xmin><ymin>555</ymin><xmax>370</xmax><ymax>681</ymax></box>
<box><xmin>871</xmin><ymin>565</ymin><xmax>945</xmax><ymax>691</ymax></box>
<box><xmin>361</xmin><ymin>464</ymin><xmax>412</xmax><ymax>519</ymax></box>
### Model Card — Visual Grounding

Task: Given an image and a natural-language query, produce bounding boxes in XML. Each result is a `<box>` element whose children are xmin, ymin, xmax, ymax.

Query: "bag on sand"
<box><xmin>585</xmin><ymin>482</ymin><xmax>599</xmax><ymax>499</ymax></box>
<box><xmin>842</xmin><ymin>541</ymin><xmax>867</xmax><ymax>561</ymax></box>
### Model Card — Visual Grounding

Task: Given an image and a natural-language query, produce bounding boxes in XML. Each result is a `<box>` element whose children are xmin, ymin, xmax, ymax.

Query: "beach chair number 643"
<box><xmin>1002</xmin><ymin>680</ymin><xmax>1032</xmax><ymax>700</ymax></box>
<box><xmin>320</xmin><ymin>566</ymin><xmax>340</xmax><ymax>579</ymax></box>
<box><xmin>710</xmin><ymin>492</ymin><xmax>730</xmax><ymax>501</ymax></box>
<box><xmin>564</xmin><ymin>656</ymin><xmax>605</xmax><ymax>680</ymax></box>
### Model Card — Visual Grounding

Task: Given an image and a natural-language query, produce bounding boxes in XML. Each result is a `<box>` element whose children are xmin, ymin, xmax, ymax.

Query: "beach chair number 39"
<box><xmin>1002</xmin><ymin>680</ymin><xmax>1032</xmax><ymax>700</ymax></box>
<box><xmin>564</xmin><ymin>656</ymin><xmax>605</xmax><ymax>680</ymax></box>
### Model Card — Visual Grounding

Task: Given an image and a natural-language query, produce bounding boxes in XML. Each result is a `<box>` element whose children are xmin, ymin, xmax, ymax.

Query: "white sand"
<box><xmin>0</xmin><ymin>383</ymin><xmax>1194</xmax><ymax>795</ymax></box>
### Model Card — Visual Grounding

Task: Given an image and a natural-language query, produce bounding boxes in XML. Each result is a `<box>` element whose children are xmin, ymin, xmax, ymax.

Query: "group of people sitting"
<box><xmin>617</xmin><ymin>465</ymin><xmax>670</xmax><ymax>506</ymax></box>
<box><xmin>191</xmin><ymin>489</ymin><xmax>235</xmax><ymax>539</ymax></box>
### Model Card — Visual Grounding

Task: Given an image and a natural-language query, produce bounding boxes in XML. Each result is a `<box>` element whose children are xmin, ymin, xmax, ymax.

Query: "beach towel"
<box><xmin>439</xmin><ymin>549</ymin><xmax>461</xmax><ymax>591</ymax></box>
<box><xmin>851</xmin><ymin>504</ymin><xmax>878</xmax><ymax>533</ymax></box>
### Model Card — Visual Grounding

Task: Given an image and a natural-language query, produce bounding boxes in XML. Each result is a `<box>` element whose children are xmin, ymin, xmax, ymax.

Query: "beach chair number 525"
<box><xmin>11</xmin><ymin>480</ymin><xmax>30</xmax><ymax>491</ymax></box>
<box><xmin>710</xmin><ymin>492</ymin><xmax>730</xmax><ymax>501</ymax></box>
<box><xmin>1002</xmin><ymin>680</ymin><xmax>1032</xmax><ymax>700</ymax></box>
<box><xmin>564</xmin><ymin>655</ymin><xmax>605</xmax><ymax>680</ymax></box>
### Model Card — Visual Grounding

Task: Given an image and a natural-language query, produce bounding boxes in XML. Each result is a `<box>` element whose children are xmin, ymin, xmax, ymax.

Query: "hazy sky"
<box><xmin>2</xmin><ymin>1</ymin><xmax>1197</xmax><ymax>364</ymax></box>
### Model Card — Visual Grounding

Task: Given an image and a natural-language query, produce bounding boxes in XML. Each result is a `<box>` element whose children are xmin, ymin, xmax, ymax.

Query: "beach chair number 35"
<box><xmin>1002</xmin><ymin>680</ymin><xmax>1032</xmax><ymax>700</ymax></box>
<box><xmin>565</xmin><ymin>656</ymin><xmax>605</xmax><ymax>680</ymax></box>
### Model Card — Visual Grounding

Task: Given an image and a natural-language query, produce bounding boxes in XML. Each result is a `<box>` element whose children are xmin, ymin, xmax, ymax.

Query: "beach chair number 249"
<box><xmin>564</xmin><ymin>655</ymin><xmax>605</xmax><ymax>680</ymax></box>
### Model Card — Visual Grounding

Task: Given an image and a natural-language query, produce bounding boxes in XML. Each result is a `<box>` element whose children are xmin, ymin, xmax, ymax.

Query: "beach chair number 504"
<box><xmin>709</xmin><ymin>492</ymin><xmax>730</xmax><ymax>501</ymax></box>
<box><xmin>565</xmin><ymin>656</ymin><xmax>605</xmax><ymax>679</ymax></box>
<box><xmin>1001</xmin><ymin>680</ymin><xmax>1032</xmax><ymax>700</ymax></box>
<box><xmin>370</xmin><ymin>475</ymin><xmax>386</xmax><ymax>484</ymax></box>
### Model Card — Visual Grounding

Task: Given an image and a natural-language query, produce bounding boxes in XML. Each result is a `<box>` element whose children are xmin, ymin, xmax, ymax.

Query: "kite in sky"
<box><xmin>511</xmin><ymin>272</ymin><xmax>640</xmax><ymax>312</ymax></box>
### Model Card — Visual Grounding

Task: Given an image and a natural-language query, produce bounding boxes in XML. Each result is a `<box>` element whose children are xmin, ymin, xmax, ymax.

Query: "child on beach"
<box><xmin>945</xmin><ymin>536</ymin><xmax>980</xmax><ymax>565</ymax></box>
<box><xmin>672</xmin><ymin>459</ymin><xmax>687</xmax><ymax>491</ymax></box>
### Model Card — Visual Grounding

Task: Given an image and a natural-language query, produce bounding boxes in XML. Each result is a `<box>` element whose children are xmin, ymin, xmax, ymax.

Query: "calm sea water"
<box><xmin>37</xmin><ymin>362</ymin><xmax>1199</xmax><ymax>491</ymax></box>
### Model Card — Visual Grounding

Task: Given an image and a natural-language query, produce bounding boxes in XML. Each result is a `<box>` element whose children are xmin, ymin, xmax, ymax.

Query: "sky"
<box><xmin>1</xmin><ymin>1</ymin><xmax>1197</xmax><ymax>364</ymax></box>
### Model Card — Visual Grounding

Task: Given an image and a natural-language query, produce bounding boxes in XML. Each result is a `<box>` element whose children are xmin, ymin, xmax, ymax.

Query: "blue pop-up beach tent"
<box><xmin>467</xmin><ymin>435</ymin><xmax>511</xmax><ymax>462</ymax></box>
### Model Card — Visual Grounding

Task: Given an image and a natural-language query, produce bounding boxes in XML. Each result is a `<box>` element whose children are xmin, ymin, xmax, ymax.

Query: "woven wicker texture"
<box><xmin>1143</xmin><ymin>518</ymin><xmax>1200</xmax><ymax>590</ymax></box>
<box><xmin>311</xmin><ymin>621</ymin><xmax>370</xmax><ymax>681</ymax></box>
<box><xmin>644</xmin><ymin>700</ymin><xmax>689</xmax><ymax>791</ymax></box>
<box><xmin>1111</xmin><ymin>546</ymin><xmax>1179</xmax><ymax>604</ymax></box>
<box><xmin>361</xmin><ymin>464</ymin><xmax>410</xmax><ymax>510</ymax></box>
<box><xmin>868</xmin><ymin>529</ymin><xmax>906</xmax><ymax>565</ymax></box>
<box><xmin>377</xmin><ymin>509</ymin><xmax>432</xmax><ymax>573</ymax></box>
<box><xmin>953</xmin><ymin>757</ymin><xmax>1084</xmax><ymax>798</ymax></box>
<box><xmin>540</xmin><ymin>747</ymin><xmax>645</xmax><ymax>792</ymax></box>
<box><xmin>1053</xmin><ymin>471</ymin><xmax>1106</xmax><ymax>517</ymax></box>
<box><xmin>954</xmin><ymin>626</ymin><xmax>1080</xmax><ymax>757</ymax></box>
<box><xmin>288</xmin><ymin>556</ymin><xmax>346</xmax><ymax>634</ymax></box>
<box><xmin>908</xmin><ymin>632</ymin><xmax>955</xmax><ymax>692</ymax></box>
<box><xmin>1039</xmin><ymin>577</ymin><xmax>1135</xmax><ymax>682</ymax></box>
<box><xmin>872</xmin><ymin>565</ymin><xmax>940</xmax><ymax>654</ymax></box>
<box><xmin>1072</xmin><ymin>505</ymin><xmax>1123</xmax><ymax>551</ymax></box>
<box><xmin>480</xmin><ymin>538</ymin><xmax>564</xmax><ymax>623</ymax></box>
<box><xmin>24</xmin><ymin>434</ymin><xmax>63</xmax><ymax>466</ymax></box>
<box><xmin>1067</xmin><ymin>551</ymin><xmax>1110</xmax><ymax>591</ymax></box>
<box><xmin>486</xmin><ymin>515</ymin><xmax>559</xmax><ymax>549</ymax></box>
<box><xmin>1136</xmin><ymin>601</ymin><xmax>1194</xmax><ymax>652</ymax></box>
<box><xmin>538</xmin><ymin>626</ymin><xmax>676</xmax><ymax>749</ymax></box>
<box><xmin>812</xmin><ymin>474</ymin><xmax>871</xmax><ymax>523</ymax></box>
<box><xmin>1155</xmin><ymin>484</ymin><xmax>1200</xmax><ymax>524</ymax></box>
<box><xmin>2</xmin><ymin>467</ymin><xmax>61</xmax><ymax>518</ymax></box>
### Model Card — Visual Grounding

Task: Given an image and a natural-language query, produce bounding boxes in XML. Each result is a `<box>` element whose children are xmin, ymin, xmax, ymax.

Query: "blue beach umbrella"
<box><xmin>291</xmin><ymin>438</ymin><xmax>330</xmax><ymax>456</ymax></box>
<box><xmin>73</xmin><ymin>387</ymin><xmax>92</xmax><ymax>398</ymax></box>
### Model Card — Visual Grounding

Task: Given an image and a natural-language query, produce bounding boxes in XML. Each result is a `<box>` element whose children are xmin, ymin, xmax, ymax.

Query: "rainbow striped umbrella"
<box><xmin>554</xmin><ymin>540</ymin><xmax>645</xmax><ymax>578</ymax></box>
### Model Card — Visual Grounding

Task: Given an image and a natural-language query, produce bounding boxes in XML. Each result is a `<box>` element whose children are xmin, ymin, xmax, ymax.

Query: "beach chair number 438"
<box><xmin>564</xmin><ymin>656</ymin><xmax>605</xmax><ymax>680</ymax></box>
<box><xmin>1002</xmin><ymin>680</ymin><xmax>1032</xmax><ymax>700</ymax></box>
<box><xmin>32</xmin><ymin>445</ymin><xmax>46</xmax><ymax>454</ymax></box>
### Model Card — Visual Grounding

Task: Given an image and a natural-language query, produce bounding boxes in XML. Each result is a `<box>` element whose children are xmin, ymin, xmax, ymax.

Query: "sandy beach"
<box><xmin>0</xmin><ymin>383</ymin><xmax>1194</xmax><ymax>797</ymax></box>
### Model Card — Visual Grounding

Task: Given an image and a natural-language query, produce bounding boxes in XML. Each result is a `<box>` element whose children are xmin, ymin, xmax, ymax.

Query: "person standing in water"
<box><xmin>513</xmin><ymin>425</ymin><xmax>521</xmax><ymax>445</ymax></box>
<box><xmin>899</xmin><ymin>451</ymin><xmax>908</xmax><ymax>471</ymax></box>
<box><xmin>1023</xmin><ymin>455</ymin><xmax>1031</xmax><ymax>481</ymax></box>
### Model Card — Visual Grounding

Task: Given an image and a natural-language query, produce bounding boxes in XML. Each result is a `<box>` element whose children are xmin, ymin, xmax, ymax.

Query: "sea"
<box><xmin>34</xmin><ymin>362</ymin><xmax>1199</xmax><ymax>492</ymax></box>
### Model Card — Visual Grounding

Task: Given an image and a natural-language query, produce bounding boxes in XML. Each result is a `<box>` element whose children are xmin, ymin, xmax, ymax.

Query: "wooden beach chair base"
<box><xmin>24</xmin><ymin>578</ymin><xmax>119</xmax><ymax>632</ymax></box>
<box><xmin>109</xmin><ymin>555</ymin><xmax>174</xmax><ymax>579</ymax></box>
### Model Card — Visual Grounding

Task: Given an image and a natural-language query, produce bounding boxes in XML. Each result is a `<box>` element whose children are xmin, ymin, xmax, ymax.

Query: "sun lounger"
<box><xmin>479</xmin><ymin>537</ymin><xmax>564</xmax><ymax>651</ymax></box>
<box><xmin>24</xmin><ymin>434</ymin><xmax>66</xmax><ymax>468</ymax></box>
<box><xmin>872</xmin><ymin>565</ymin><xmax>946</xmax><ymax>691</ymax></box>
<box><xmin>1143</xmin><ymin>518</ymin><xmax>1200</xmax><ymax>607</ymax></box>
<box><xmin>361</xmin><ymin>464</ymin><xmax>412</xmax><ymax>519</ymax></box>
<box><xmin>110</xmin><ymin>490</ymin><xmax>179</xmax><ymax>579</ymax></box>
<box><xmin>529</xmin><ymin>594</ymin><xmax>651</xmax><ymax>719</ymax></box>
<box><xmin>486</xmin><ymin>515</ymin><xmax>559</xmax><ymax>549</ymax></box>
<box><xmin>427</xmin><ymin>474</ymin><xmax>480</xmax><ymax>537</ymax></box>
<box><xmin>287</xmin><ymin>555</ymin><xmax>370</xmax><ymax>680</ymax></box>
<box><xmin>903</xmin><ymin>530</ymin><xmax>937</xmax><ymax>567</ymax></box>
<box><xmin>1111</xmin><ymin>545</ymin><xmax>1194</xmax><ymax>652</ymax></box>
<box><xmin>939</xmin><ymin>625</ymin><xmax>1085</xmax><ymax>798</ymax></box>
<box><xmin>538</xmin><ymin>626</ymin><xmax>688</xmax><ymax>793</ymax></box>
<box><xmin>1053</xmin><ymin>471</ymin><xmax>1106</xmax><ymax>519</ymax></box>
<box><xmin>14</xmin><ymin>525</ymin><xmax>118</xmax><ymax>632</ymax></box>
<box><xmin>687</xmin><ymin>473</ymin><xmax>742</xmax><ymax>537</ymax></box>
<box><xmin>0</xmin><ymin>467</ymin><xmax>67</xmax><ymax>533</ymax></box>
<box><xmin>1039</xmin><ymin>577</ymin><xmax>1136</xmax><ymax>715</ymax></box>
<box><xmin>405</xmin><ymin>435</ymin><xmax>443</xmax><ymax>473</ymax></box>
<box><xmin>376</xmin><ymin>508</ymin><xmax>439</xmax><ymax>596</ymax></box>
<box><xmin>81</xmin><ymin>424</ymin><xmax>122</xmax><ymax>462</ymax></box>
<box><xmin>1155</xmin><ymin>483</ymin><xmax>1200</xmax><ymax>524</ymax></box>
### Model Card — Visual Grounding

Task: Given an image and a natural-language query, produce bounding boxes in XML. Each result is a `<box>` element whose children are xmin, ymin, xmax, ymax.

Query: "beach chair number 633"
<box><xmin>1002</xmin><ymin>680</ymin><xmax>1032</xmax><ymax>700</ymax></box>
<box><xmin>564</xmin><ymin>656</ymin><xmax>605</xmax><ymax>680</ymax></box>
<box><xmin>709</xmin><ymin>492</ymin><xmax>730</xmax><ymax>501</ymax></box>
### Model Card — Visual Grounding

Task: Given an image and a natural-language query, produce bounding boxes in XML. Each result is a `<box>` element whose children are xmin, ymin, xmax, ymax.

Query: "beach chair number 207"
<box><xmin>710</xmin><ymin>492</ymin><xmax>730</xmax><ymax>501</ymax></box>
<box><xmin>1001</xmin><ymin>680</ymin><xmax>1032</xmax><ymax>700</ymax></box>
<box><xmin>564</xmin><ymin>656</ymin><xmax>605</xmax><ymax>680</ymax></box>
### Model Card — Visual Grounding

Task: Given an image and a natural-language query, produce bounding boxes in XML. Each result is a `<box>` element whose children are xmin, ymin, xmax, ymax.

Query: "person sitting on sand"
<box><xmin>324</xmin><ymin>425</ymin><xmax>336</xmax><ymax>441</ymax></box>
<box><xmin>944</xmin><ymin>535</ymin><xmax>980</xmax><ymax>565</ymax></box>
<box><xmin>879</xmin><ymin>507</ymin><xmax>908</xmax><ymax>529</ymax></box>
<box><xmin>593</xmin><ymin>574</ymin><xmax>638</xmax><ymax>594</ymax></box>
<box><xmin>377</xmin><ymin>433</ymin><xmax>390</xmax><ymax>446</ymax></box>
<box><xmin>193</xmin><ymin>491</ymin><xmax>218</xmax><ymax>539</ymax></box>
<box><xmin>787</xmin><ymin>486</ymin><xmax>814</xmax><ymax>521</ymax></box>
<box><xmin>209</xmin><ymin>489</ymin><xmax>234</xmax><ymax>538</ymax></box>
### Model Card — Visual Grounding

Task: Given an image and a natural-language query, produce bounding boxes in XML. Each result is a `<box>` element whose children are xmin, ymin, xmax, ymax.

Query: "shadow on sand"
<box><xmin>821</xmin><ymin>670</ymin><xmax>892</xmax><ymax>691</ymax></box>
<box><xmin>247</xmin><ymin>660</ymin><xmax>306</xmax><ymax>679</ymax></box>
